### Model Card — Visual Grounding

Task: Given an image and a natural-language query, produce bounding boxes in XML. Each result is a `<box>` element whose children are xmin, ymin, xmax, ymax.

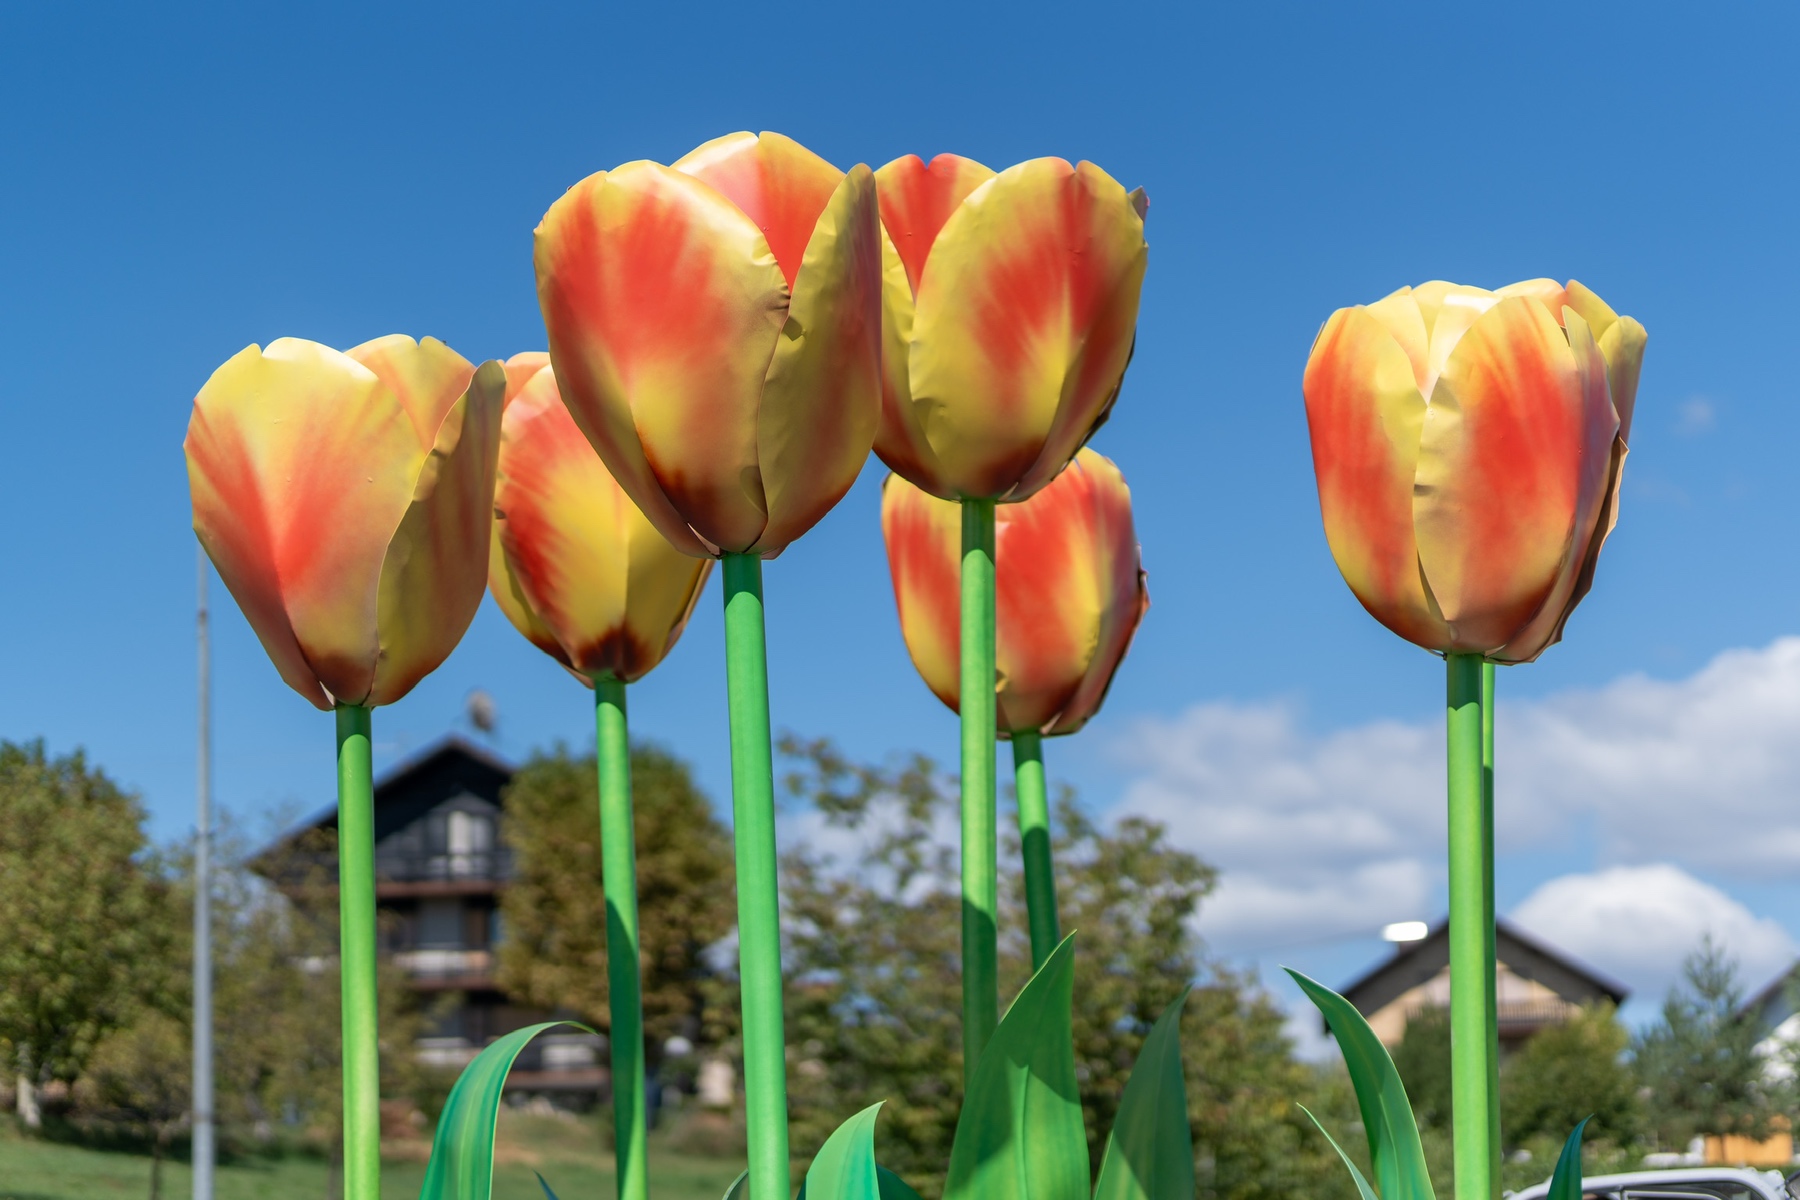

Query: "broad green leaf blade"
<box><xmin>944</xmin><ymin>932</ymin><xmax>1088</xmax><ymax>1200</ymax></box>
<box><xmin>1297</xmin><ymin>1104</ymin><xmax>1381</xmax><ymax>1200</ymax></box>
<box><xmin>802</xmin><ymin>1103</ymin><xmax>884</xmax><ymax>1200</ymax></box>
<box><xmin>1546</xmin><ymin>1117</ymin><xmax>1590</xmax><ymax>1200</ymax></box>
<box><xmin>722</xmin><ymin>1171</ymin><xmax>749</xmax><ymax>1200</ymax></box>
<box><xmin>1285</xmin><ymin>968</ymin><xmax>1434</xmax><ymax>1200</ymax></box>
<box><xmin>1093</xmin><ymin>987</ymin><xmax>1195</xmax><ymax>1200</ymax></box>
<box><xmin>877</xmin><ymin>1166</ymin><xmax>924</xmax><ymax>1200</ymax></box>
<box><xmin>418</xmin><ymin>1019</ymin><xmax>598</xmax><ymax>1200</ymax></box>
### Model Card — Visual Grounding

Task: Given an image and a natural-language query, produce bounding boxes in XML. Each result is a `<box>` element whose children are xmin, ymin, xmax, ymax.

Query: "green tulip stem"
<box><xmin>335</xmin><ymin>704</ymin><xmax>380</xmax><ymax>1200</ymax></box>
<box><xmin>1011</xmin><ymin>729</ymin><xmax>1060</xmax><ymax>972</ymax></box>
<box><xmin>720</xmin><ymin>552</ymin><xmax>790</xmax><ymax>1200</ymax></box>
<box><xmin>1446</xmin><ymin>654</ymin><xmax>1497</xmax><ymax>1200</ymax></box>
<box><xmin>960</xmin><ymin>498</ymin><xmax>999</xmax><ymax>1083</ymax></box>
<box><xmin>594</xmin><ymin>677</ymin><xmax>647</xmax><ymax>1200</ymax></box>
<box><xmin>1481</xmin><ymin>661</ymin><xmax>1501</xmax><ymax>1192</ymax></box>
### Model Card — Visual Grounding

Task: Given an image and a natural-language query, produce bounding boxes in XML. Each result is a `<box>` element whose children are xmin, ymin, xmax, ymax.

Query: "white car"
<box><xmin>1510</xmin><ymin>1167</ymin><xmax>1793</xmax><ymax>1200</ymax></box>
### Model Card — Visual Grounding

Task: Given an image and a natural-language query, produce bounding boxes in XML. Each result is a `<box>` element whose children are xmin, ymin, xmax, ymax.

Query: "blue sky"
<box><xmin>3</xmin><ymin>3</ymin><xmax>1798</xmax><ymax>1029</ymax></box>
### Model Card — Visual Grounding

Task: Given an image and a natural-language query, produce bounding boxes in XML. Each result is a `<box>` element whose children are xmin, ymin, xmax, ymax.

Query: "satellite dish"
<box><xmin>465</xmin><ymin>689</ymin><xmax>498</xmax><ymax>736</ymax></box>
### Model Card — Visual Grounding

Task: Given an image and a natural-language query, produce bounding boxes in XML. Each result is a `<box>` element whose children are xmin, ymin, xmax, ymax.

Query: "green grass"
<box><xmin>0</xmin><ymin>1112</ymin><xmax>746</xmax><ymax>1200</ymax></box>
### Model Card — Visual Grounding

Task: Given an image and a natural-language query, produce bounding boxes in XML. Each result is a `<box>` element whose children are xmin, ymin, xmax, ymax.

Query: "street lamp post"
<box><xmin>193</xmin><ymin>548</ymin><xmax>214</xmax><ymax>1200</ymax></box>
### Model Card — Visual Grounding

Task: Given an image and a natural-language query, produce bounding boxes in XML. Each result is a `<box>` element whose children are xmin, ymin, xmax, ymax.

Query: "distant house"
<box><xmin>1336</xmin><ymin>918</ymin><xmax>1629</xmax><ymax>1048</ymax></box>
<box><xmin>255</xmin><ymin>737</ymin><xmax>603</xmax><ymax>1093</ymax></box>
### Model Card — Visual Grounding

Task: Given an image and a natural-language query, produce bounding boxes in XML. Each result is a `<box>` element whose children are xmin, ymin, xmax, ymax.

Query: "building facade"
<box><xmin>257</xmin><ymin>737</ymin><xmax>603</xmax><ymax>1092</ymax></box>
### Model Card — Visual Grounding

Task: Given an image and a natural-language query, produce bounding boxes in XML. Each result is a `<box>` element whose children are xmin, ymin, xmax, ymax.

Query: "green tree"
<box><xmin>496</xmin><ymin>745</ymin><xmax>736</xmax><ymax>1058</ymax></box>
<box><xmin>1391</xmin><ymin>1005</ymin><xmax>1453</xmax><ymax>1132</ymax></box>
<box><xmin>1501</xmin><ymin>1003</ymin><xmax>1637</xmax><ymax>1147</ymax></box>
<box><xmin>1634</xmin><ymin>939</ymin><xmax>1775</xmax><ymax>1149</ymax></box>
<box><xmin>772</xmin><ymin>736</ymin><xmax>1347</xmax><ymax>1200</ymax></box>
<box><xmin>71</xmin><ymin>1010</ymin><xmax>191</xmax><ymax>1200</ymax></box>
<box><xmin>0</xmin><ymin>740</ymin><xmax>170</xmax><ymax>1127</ymax></box>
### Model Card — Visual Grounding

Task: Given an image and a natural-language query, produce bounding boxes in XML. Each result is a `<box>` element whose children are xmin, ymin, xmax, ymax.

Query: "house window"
<box><xmin>419</xmin><ymin>899</ymin><xmax>463</xmax><ymax>949</ymax></box>
<box><xmin>447</xmin><ymin>810</ymin><xmax>493</xmax><ymax>878</ymax></box>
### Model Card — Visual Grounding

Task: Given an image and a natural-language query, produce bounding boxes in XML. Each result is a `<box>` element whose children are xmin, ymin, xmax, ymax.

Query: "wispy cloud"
<box><xmin>1676</xmin><ymin>394</ymin><xmax>1717</xmax><ymax>435</ymax></box>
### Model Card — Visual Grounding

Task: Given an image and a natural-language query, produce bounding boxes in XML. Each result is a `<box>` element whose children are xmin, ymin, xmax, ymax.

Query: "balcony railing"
<box><xmin>372</xmin><ymin>848</ymin><xmax>514</xmax><ymax>884</ymax></box>
<box><xmin>394</xmin><ymin>948</ymin><xmax>495</xmax><ymax>981</ymax></box>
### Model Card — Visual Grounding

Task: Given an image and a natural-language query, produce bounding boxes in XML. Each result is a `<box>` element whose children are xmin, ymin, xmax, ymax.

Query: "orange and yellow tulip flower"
<box><xmin>1302</xmin><ymin>278</ymin><xmax>1645</xmax><ymax>663</ymax></box>
<box><xmin>533</xmin><ymin>131</ymin><xmax>882</xmax><ymax>559</ymax></box>
<box><xmin>882</xmin><ymin>447</ymin><xmax>1149</xmax><ymax>735</ymax></box>
<box><xmin>185</xmin><ymin>335</ymin><xmax>504</xmax><ymax>708</ymax></box>
<box><xmin>488</xmin><ymin>356</ymin><xmax>711</xmax><ymax>682</ymax></box>
<box><xmin>874</xmin><ymin>153</ymin><xmax>1149</xmax><ymax>502</ymax></box>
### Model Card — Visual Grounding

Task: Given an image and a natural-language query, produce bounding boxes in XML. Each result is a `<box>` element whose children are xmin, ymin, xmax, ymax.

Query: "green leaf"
<box><xmin>799</xmin><ymin>1103</ymin><xmax>885</xmax><ymax>1200</ymax></box>
<box><xmin>1093</xmin><ymin>987</ymin><xmax>1195</xmax><ymax>1200</ymax></box>
<box><xmin>877</xmin><ymin>1166</ymin><xmax>924</xmax><ymax>1200</ymax></box>
<box><xmin>417</xmin><ymin>1019</ymin><xmax>598</xmax><ymax>1200</ymax></box>
<box><xmin>1546</xmin><ymin>1117</ymin><xmax>1590</xmax><ymax>1200</ymax></box>
<box><xmin>1285</xmin><ymin>968</ymin><xmax>1434</xmax><ymax>1200</ymax></box>
<box><xmin>722</xmin><ymin>1171</ymin><xmax>749</xmax><ymax>1200</ymax></box>
<box><xmin>944</xmin><ymin>932</ymin><xmax>1089</xmax><ymax>1200</ymax></box>
<box><xmin>1297</xmin><ymin>1105</ymin><xmax>1381</xmax><ymax>1200</ymax></box>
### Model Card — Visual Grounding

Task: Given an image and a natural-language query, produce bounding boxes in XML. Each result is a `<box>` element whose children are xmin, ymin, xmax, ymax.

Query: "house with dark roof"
<box><xmin>255</xmin><ymin>737</ymin><xmax>603</xmax><ymax>1092</ymax></box>
<box><xmin>1336</xmin><ymin>917</ymin><xmax>1629</xmax><ymax>1048</ymax></box>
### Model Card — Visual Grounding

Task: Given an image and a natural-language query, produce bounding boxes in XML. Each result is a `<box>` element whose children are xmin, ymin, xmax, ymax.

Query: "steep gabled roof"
<box><xmin>1744</xmin><ymin>962</ymin><xmax>1800</xmax><ymax>1034</ymax></box>
<box><xmin>1337</xmin><ymin>917</ymin><xmax>1629</xmax><ymax>1024</ymax></box>
<box><xmin>252</xmin><ymin>735</ymin><xmax>514</xmax><ymax>870</ymax></box>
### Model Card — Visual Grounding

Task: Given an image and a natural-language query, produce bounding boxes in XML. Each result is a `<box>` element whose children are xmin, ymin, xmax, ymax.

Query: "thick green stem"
<box><xmin>959</xmin><ymin>498</ymin><xmax>998</xmax><ymax>1082</ymax></box>
<box><xmin>335</xmin><ymin>705</ymin><xmax>379</xmax><ymax>1200</ymax></box>
<box><xmin>720</xmin><ymin>553</ymin><xmax>790</xmax><ymax>1200</ymax></box>
<box><xmin>1011</xmin><ymin>730</ymin><xmax>1060</xmax><ymax>972</ymax></box>
<box><xmin>1446</xmin><ymin>655</ymin><xmax>1496</xmax><ymax>1200</ymax></box>
<box><xmin>1481</xmin><ymin>661</ymin><xmax>1501</xmax><ymax>1191</ymax></box>
<box><xmin>595</xmin><ymin>678</ymin><xmax>647</xmax><ymax>1200</ymax></box>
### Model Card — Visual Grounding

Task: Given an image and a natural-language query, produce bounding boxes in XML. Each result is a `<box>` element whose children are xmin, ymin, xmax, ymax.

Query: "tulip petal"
<box><xmin>345</xmin><ymin>335</ymin><xmax>478</xmax><ymax>452</ymax></box>
<box><xmin>1362</xmin><ymin>289</ymin><xmax>1429</xmax><ymax>394</ymax></box>
<box><xmin>676</xmin><ymin>131</ymin><xmax>844</xmax><ymax>291</ymax></box>
<box><xmin>872</xmin><ymin>154</ymin><xmax>1000</xmax><ymax>499</ymax></box>
<box><xmin>874</xmin><ymin>153</ymin><xmax>997</xmax><ymax>298</ymax></box>
<box><xmin>880</xmin><ymin>474</ymin><xmax>963</xmax><ymax>713</ymax></box>
<box><xmin>907</xmin><ymin>158</ymin><xmax>1147</xmax><ymax>500</ymax></box>
<box><xmin>752</xmin><ymin>165</ymin><xmax>883</xmax><ymax>555</ymax></box>
<box><xmin>536</xmin><ymin>161</ymin><xmax>787</xmax><ymax>556</ymax></box>
<box><xmin>487</xmin><ymin>365</ymin><xmax>570</xmax><ymax>667</ymax></box>
<box><xmin>1415</xmin><ymin>297</ymin><xmax>1606</xmax><ymax>652</ymax></box>
<box><xmin>1597</xmin><ymin>315</ymin><xmax>1647</xmax><ymax>441</ymax></box>
<box><xmin>1489</xmin><ymin>309</ymin><xmax>1619</xmax><ymax>663</ymax></box>
<box><xmin>1000</xmin><ymin>450</ymin><xmax>1148</xmax><ymax>736</ymax></box>
<box><xmin>366</xmin><ymin>361</ymin><xmax>504</xmax><ymax>705</ymax></box>
<box><xmin>1560</xmin><ymin>279</ymin><xmax>1620</xmax><ymax>339</ymax></box>
<box><xmin>873</xmin><ymin>226</ymin><xmax>952</xmax><ymax>495</ymax></box>
<box><xmin>1302</xmin><ymin>308</ymin><xmax>1448</xmax><ymax>649</ymax></box>
<box><xmin>488</xmin><ymin>511</ymin><xmax>569</xmax><ymax>669</ymax></box>
<box><xmin>495</xmin><ymin>367</ymin><xmax>712</xmax><ymax>681</ymax></box>
<box><xmin>503</xmin><ymin>351</ymin><xmax>551</xmax><ymax>406</ymax></box>
<box><xmin>185</xmin><ymin>339</ymin><xmax>421</xmax><ymax>709</ymax></box>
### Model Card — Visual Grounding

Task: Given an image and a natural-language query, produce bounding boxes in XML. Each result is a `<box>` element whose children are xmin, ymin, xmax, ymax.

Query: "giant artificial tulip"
<box><xmin>534</xmin><ymin>130</ymin><xmax>881</xmax><ymax>1200</ymax></box>
<box><xmin>487</xmin><ymin>354</ymin><xmax>710</xmax><ymax>1200</ymax></box>
<box><xmin>873</xmin><ymin>151</ymin><xmax>1148</xmax><ymax>1071</ymax></box>
<box><xmin>1302</xmin><ymin>278</ymin><xmax>1645</xmax><ymax>1200</ymax></box>
<box><xmin>185</xmin><ymin>335</ymin><xmax>503</xmax><ymax>1200</ymax></box>
<box><xmin>883</xmin><ymin>447</ymin><xmax>1148</xmax><ymax>968</ymax></box>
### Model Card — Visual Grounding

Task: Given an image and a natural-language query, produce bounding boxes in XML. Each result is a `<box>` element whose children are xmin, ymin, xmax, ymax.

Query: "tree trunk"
<box><xmin>15</xmin><ymin>1072</ymin><xmax>39</xmax><ymax>1128</ymax></box>
<box><xmin>149</xmin><ymin>1135</ymin><xmax>164</xmax><ymax>1200</ymax></box>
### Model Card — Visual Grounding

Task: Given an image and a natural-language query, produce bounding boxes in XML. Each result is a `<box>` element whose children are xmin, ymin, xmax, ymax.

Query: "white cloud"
<box><xmin>1676</xmin><ymin>395</ymin><xmax>1717</xmax><ymax>435</ymax></box>
<box><xmin>1510</xmin><ymin>864</ymin><xmax>1796</xmax><ymax>1005</ymax></box>
<box><xmin>1112</xmin><ymin>637</ymin><xmax>1800</xmax><ymax>962</ymax></box>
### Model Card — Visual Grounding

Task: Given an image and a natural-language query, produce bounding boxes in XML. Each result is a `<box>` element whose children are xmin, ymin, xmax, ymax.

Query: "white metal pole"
<box><xmin>193</xmin><ymin>547</ymin><xmax>214</xmax><ymax>1200</ymax></box>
